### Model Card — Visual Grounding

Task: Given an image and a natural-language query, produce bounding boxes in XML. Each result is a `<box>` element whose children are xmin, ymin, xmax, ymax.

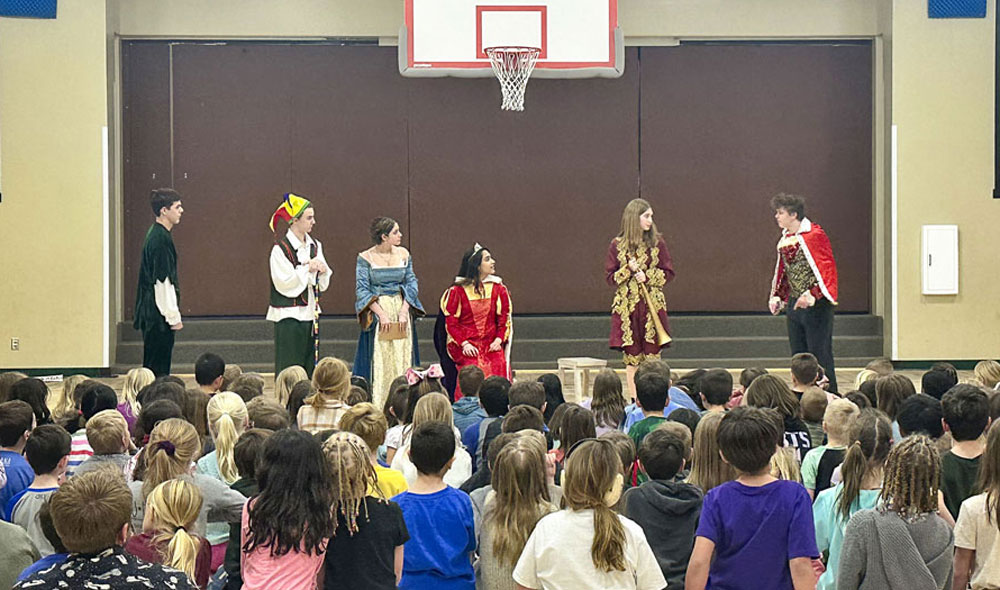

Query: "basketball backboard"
<box><xmin>399</xmin><ymin>0</ymin><xmax>623</xmax><ymax>79</ymax></box>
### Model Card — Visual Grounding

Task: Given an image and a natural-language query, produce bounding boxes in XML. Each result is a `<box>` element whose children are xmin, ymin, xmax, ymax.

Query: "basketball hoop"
<box><xmin>485</xmin><ymin>46</ymin><xmax>540</xmax><ymax>111</ymax></box>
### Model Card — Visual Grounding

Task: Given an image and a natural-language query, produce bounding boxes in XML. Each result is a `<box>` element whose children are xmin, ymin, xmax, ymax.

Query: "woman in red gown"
<box><xmin>606</xmin><ymin>198</ymin><xmax>675</xmax><ymax>399</ymax></box>
<box><xmin>440</xmin><ymin>244</ymin><xmax>513</xmax><ymax>395</ymax></box>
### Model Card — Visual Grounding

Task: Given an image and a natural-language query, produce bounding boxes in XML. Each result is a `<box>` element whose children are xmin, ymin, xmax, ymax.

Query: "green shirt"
<box><xmin>133</xmin><ymin>223</ymin><xmax>179</xmax><ymax>331</ymax></box>
<box><xmin>629</xmin><ymin>416</ymin><xmax>669</xmax><ymax>483</ymax></box>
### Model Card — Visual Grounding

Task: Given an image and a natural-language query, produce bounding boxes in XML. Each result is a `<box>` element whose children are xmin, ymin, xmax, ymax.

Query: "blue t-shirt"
<box><xmin>0</xmin><ymin>450</ymin><xmax>34</xmax><ymax>515</ymax></box>
<box><xmin>623</xmin><ymin>396</ymin><xmax>684</xmax><ymax>431</ymax></box>
<box><xmin>696</xmin><ymin>479</ymin><xmax>818</xmax><ymax>590</ymax></box>
<box><xmin>393</xmin><ymin>486</ymin><xmax>475</xmax><ymax>590</ymax></box>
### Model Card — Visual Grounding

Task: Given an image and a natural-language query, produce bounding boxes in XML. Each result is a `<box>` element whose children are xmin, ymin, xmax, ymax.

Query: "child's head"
<box><xmin>0</xmin><ymin>371</ymin><xmax>28</xmax><ymax>403</ymax></box>
<box><xmin>941</xmin><ymin>384</ymin><xmax>990</xmax><ymax>442</ymax></box>
<box><xmin>744</xmin><ymin>374</ymin><xmax>799</xmax><ymax>419</ymax></box>
<box><xmin>38</xmin><ymin>500</ymin><xmax>67</xmax><ymax>554</ymax></box>
<box><xmin>383</xmin><ymin>383</ymin><xmax>409</xmax><ymax>428</ymax></box>
<box><xmin>206</xmin><ymin>392</ymin><xmax>249</xmax><ymax>484</ymax></box>
<box><xmin>274</xmin><ymin>365</ymin><xmax>308</xmax><ymax>408</ymax></box>
<box><xmin>12</xmin><ymin>378</ymin><xmax>52</xmax><ymax>426</ymax></box>
<box><xmin>897</xmin><ymin>394</ymin><xmax>944</xmax><ymax>438</ymax></box>
<box><xmin>412</xmin><ymin>392</ymin><xmax>453</xmax><ymax>428</ymax></box>
<box><xmin>666</xmin><ymin>408</ymin><xmax>700</xmax><ymax>440</ymax></box>
<box><xmin>246</xmin><ymin>396</ymin><xmax>290</xmax><ymax>431</ymax></box>
<box><xmin>508</xmin><ymin>381</ymin><xmax>546</xmax><ymax>411</ymax></box>
<box><xmin>322</xmin><ymin>432</ymin><xmax>377</xmax><ymax>527</ymax></box>
<box><xmin>635</xmin><ymin>373</ymin><xmax>669</xmax><ymax>413</ymax></box>
<box><xmin>479</xmin><ymin>376</ymin><xmax>512</xmax><ymax>417</ymax></box>
<box><xmin>686</xmin><ymin>411</ymin><xmax>736</xmax><ymax>492</ymax></box>
<box><xmin>350</xmin><ymin>376</ymin><xmax>372</xmax><ymax>398</ymax></box>
<box><xmin>591</xmin><ymin>368</ymin><xmax>625</xmax><ymax>426</ymax></box>
<box><xmin>853</xmin><ymin>369</ymin><xmax>879</xmax><ymax>391</ymax></box>
<box><xmin>790</xmin><ymin>353</ymin><xmax>820</xmax><ymax>387</ymax></box>
<box><xmin>502</xmin><ymin>405</ymin><xmax>547</xmax><ymax>434</ymax></box>
<box><xmin>537</xmin><ymin>373</ymin><xmax>565</xmax><ymax>423</ymax></box>
<box><xmin>402</xmin><ymin>375</ymin><xmax>446</xmax><ymax>424</ymax></box>
<box><xmin>194</xmin><ymin>352</ymin><xmax>226</xmax><ymax>389</ymax></box>
<box><xmin>233</xmin><ymin>428</ymin><xmax>272</xmax><ymax>481</ymax></box>
<box><xmin>718</xmin><ymin>406</ymin><xmax>781</xmax><ymax>475</ymax></box>
<box><xmin>0</xmin><ymin>400</ymin><xmax>35</xmax><ymax>450</ymax></box>
<box><xmin>142</xmin><ymin>418</ymin><xmax>201</xmax><ymax>499</ymax></box>
<box><xmin>635</xmin><ymin>359</ymin><xmax>672</xmax><ymax>386</ymax></box>
<box><xmin>865</xmin><ymin>357</ymin><xmax>895</xmax><ymax>376</ymax></box>
<box><xmin>550</xmin><ymin>403</ymin><xmax>593</xmax><ymax>450</ymax></box>
<box><xmin>50</xmin><ymin>469</ymin><xmax>132</xmax><ymax>554</ymax></box>
<box><xmin>844</xmin><ymin>391</ymin><xmax>871</xmax><ymax>410</ymax></box>
<box><xmin>310</xmin><ymin>357</ymin><xmax>351</xmax><ymax>407</ymax></box>
<box><xmin>639</xmin><ymin>422</ymin><xmax>690</xmax><ymax>481</ymax></box>
<box><xmin>837</xmin><ymin>409</ymin><xmax>892</xmax><ymax>521</ymax></box>
<box><xmin>339</xmin><ymin>403</ymin><xmax>388</xmax><ymax>455</ymax></box>
<box><xmin>821</xmin><ymin>398</ymin><xmax>860</xmax><ymax>444</ymax></box>
<box><xmin>739</xmin><ymin>367</ymin><xmax>768</xmax><ymax>390</ymax></box>
<box><xmin>25</xmin><ymin>424</ymin><xmax>72</xmax><ymax>476</ymax></box>
<box><xmin>487</xmin><ymin>432</ymin><xmax>552</xmax><ymax>567</ymax></box>
<box><xmin>974</xmin><ymin>360</ymin><xmax>1000</xmax><ymax>389</ymax></box>
<box><xmin>920</xmin><ymin>367</ymin><xmax>957</xmax><ymax>400</ymax></box>
<box><xmin>286</xmin><ymin>380</ymin><xmax>314</xmax><ymax>422</ymax></box>
<box><xmin>122</xmin><ymin>367</ymin><xmax>154</xmax><ymax>405</ymax></box>
<box><xmin>881</xmin><ymin>434</ymin><xmax>941</xmax><ymax>519</ymax></box>
<box><xmin>135</xmin><ymin>399</ymin><xmax>183</xmax><ymax>445</ymax></box>
<box><xmin>86</xmin><ymin>409</ymin><xmax>129</xmax><ymax>455</ymax></box>
<box><xmin>800</xmin><ymin>386</ymin><xmax>829</xmax><ymax>423</ymax></box>
<box><xmin>699</xmin><ymin>369</ymin><xmax>733</xmax><ymax>408</ymax></box>
<box><xmin>875</xmin><ymin>374</ymin><xmax>915</xmax><ymax>420</ymax></box>
<box><xmin>144</xmin><ymin>479</ymin><xmax>203</xmax><ymax>582</ymax></box>
<box><xmin>221</xmin><ymin>364</ymin><xmax>243</xmax><ymax>392</ymax></box>
<box><xmin>49</xmin><ymin>374</ymin><xmax>86</xmax><ymax>423</ymax></box>
<box><xmin>247</xmin><ymin>429</ymin><xmax>334</xmax><ymax>557</ymax></box>
<box><xmin>409</xmin><ymin>421</ymin><xmax>456</xmax><ymax>476</ymax></box>
<box><xmin>858</xmin><ymin>379</ymin><xmax>878</xmax><ymax>408</ymax></box>
<box><xmin>458</xmin><ymin>365</ymin><xmax>486</xmax><ymax>398</ymax></box>
<box><xmin>600</xmin><ymin>430</ymin><xmax>636</xmax><ymax>480</ymax></box>
<box><xmin>562</xmin><ymin>438</ymin><xmax>627</xmax><ymax>572</ymax></box>
<box><xmin>346</xmin><ymin>386</ymin><xmax>370</xmax><ymax>406</ymax></box>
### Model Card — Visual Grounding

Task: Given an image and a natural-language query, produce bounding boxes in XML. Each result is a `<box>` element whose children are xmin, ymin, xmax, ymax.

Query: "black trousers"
<box><xmin>786</xmin><ymin>298</ymin><xmax>838</xmax><ymax>393</ymax></box>
<box><xmin>142</xmin><ymin>326</ymin><xmax>175</xmax><ymax>377</ymax></box>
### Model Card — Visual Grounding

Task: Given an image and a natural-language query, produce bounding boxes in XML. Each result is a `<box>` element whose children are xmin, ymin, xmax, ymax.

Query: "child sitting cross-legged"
<box><xmin>513</xmin><ymin>437</ymin><xmax>666</xmax><ymax>590</ymax></box>
<box><xmin>322</xmin><ymin>432</ymin><xmax>409</xmax><ymax>590</ymax></box>
<box><xmin>685</xmin><ymin>406</ymin><xmax>819</xmax><ymax>590</ymax></box>
<box><xmin>394</xmin><ymin>421</ymin><xmax>476</xmax><ymax>590</ymax></box>
<box><xmin>622</xmin><ymin>422</ymin><xmax>703</xmax><ymax>590</ymax></box>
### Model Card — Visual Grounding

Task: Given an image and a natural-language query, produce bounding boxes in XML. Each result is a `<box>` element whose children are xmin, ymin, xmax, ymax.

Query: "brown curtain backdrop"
<box><xmin>122</xmin><ymin>41</ymin><xmax>871</xmax><ymax>317</ymax></box>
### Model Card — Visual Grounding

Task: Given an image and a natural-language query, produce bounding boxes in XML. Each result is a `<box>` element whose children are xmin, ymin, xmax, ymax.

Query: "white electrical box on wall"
<box><xmin>921</xmin><ymin>225</ymin><xmax>959</xmax><ymax>295</ymax></box>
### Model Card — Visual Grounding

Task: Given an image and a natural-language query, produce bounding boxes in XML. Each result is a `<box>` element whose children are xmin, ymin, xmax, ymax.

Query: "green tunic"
<box><xmin>133</xmin><ymin>223</ymin><xmax>179</xmax><ymax>332</ymax></box>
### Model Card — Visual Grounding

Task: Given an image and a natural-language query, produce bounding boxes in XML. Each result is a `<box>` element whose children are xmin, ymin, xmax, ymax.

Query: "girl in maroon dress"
<box><xmin>440</xmin><ymin>245</ymin><xmax>513</xmax><ymax>397</ymax></box>
<box><xmin>606</xmin><ymin>198</ymin><xmax>675</xmax><ymax>399</ymax></box>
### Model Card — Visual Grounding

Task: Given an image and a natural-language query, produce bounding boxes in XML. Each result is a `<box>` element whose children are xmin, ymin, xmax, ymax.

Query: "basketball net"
<box><xmin>485</xmin><ymin>46</ymin><xmax>540</xmax><ymax>111</ymax></box>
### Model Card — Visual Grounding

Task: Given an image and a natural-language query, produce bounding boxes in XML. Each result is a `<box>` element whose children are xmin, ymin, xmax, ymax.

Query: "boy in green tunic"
<box><xmin>133</xmin><ymin>189</ymin><xmax>183</xmax><ymax>376</ymax></box>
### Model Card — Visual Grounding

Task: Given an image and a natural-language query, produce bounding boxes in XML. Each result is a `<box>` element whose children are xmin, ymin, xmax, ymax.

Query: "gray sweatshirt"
<box><xmin>838</xmin><ymin>508</ymin><xmax>954</xmax><ymax>590</ymax></box>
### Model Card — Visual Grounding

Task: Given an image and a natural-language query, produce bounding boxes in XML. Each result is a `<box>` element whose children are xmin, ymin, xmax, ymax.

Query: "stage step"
<box><xmin>114</xmin><ymin>314</ymin><xmax>883</xmax><ymax>375</ymax></box>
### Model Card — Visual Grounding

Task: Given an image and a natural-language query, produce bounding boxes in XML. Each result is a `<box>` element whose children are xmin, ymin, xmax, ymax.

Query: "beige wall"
<box><xmin>891</xmin><ymin>0</ymin><xmax>997</xmax><ymax>359</ymax></box>
<box><xmin>0</xmin><ymin>0</ymin><xmax>995</xmax><ymax>367</ymax></box>
<box><xmin>0</xmin><ymin>0</ymin><xmax>109</xmax><ymax>368</ymax></box>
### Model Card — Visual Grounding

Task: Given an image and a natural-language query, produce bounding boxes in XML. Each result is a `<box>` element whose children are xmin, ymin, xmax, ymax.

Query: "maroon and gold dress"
<box><xmin>606</xmin><ymin>236</ymin><xmax>675</xmax><ymax>365</ymax></box>
<box><xmin>440</xmin><ymin>277</ymin><xmax>513</xmax><ymax>382</ymax></box>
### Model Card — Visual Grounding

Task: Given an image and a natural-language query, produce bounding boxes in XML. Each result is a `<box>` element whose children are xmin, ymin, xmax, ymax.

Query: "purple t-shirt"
<box><xmin>696</xmin><ymin>479</ymin><xmax>818</xmax><ymax>590</ymax></box>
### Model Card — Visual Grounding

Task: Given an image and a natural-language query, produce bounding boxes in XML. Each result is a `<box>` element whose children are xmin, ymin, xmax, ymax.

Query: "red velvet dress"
<box><xmin>606</xmin><ymin>237</ymin><xmax>675</xmax><ymax>365</ymax></box>
<box><xmin>441</xmin><ymin>278</ymin><xmax>513</xmax><ymax>382</ymax></box>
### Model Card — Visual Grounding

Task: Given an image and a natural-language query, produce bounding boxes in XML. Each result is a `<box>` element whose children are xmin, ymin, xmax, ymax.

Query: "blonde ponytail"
<box><xmin>207</xmin><ymin>392</ymin><xmax>248</xmax><ymax>484</ymax></box>
<box><xmin>142</xmin><ymin>419</ymin><xmax>201</xmax><ymax>500</ymax></box>
<box><xmin>146</xmin><ymin>479</ymin><xmax>203</xmax><ymax>583</ymax></box>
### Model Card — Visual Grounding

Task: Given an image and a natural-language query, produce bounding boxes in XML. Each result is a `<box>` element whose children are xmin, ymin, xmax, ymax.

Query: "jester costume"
<box><xmin>267</xmin><ymin>194</ymin><xmax>332</xmax><ymax>377</ymax></box>
<box><xmin>770</xmin><ymin>217</ymin><xmax>840</xmax><ymax>392</ymax></box>
<box><xmin>437</xmin><ymin>276</ymin><xmax>512</xmax><ymax>398</ymax></box>
<box><xmin>134</xmin><ymin>222</ymin><xmax>181</xmax><ymax>377</ymax></box>
<box><xmin>606</xmin><ymin>236</ymin><xmax>675</xmax><ymax>365</ymax></box>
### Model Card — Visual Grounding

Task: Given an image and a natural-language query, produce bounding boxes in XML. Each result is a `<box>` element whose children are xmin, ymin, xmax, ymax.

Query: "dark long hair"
<box><xmin>537</xmin><ymin>374</ymin><xmax>565</xmax><ymax>423</ymax></box>
<box><xmin>11</xmin><ymin>378</ymin><xmax>52</xmax><ymax>426</ymax></box>
<box><xmin>244</xmin><ymin>429</ymin><xmax>335</xmax><ymax>557</ymax></box>
<box><xmin>455</xmin><ymin>245</ymin><xmax>490</xmax><ymax>295</ymax></box>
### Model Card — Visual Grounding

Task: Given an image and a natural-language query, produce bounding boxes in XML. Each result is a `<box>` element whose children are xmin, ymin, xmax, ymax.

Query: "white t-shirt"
<box><xmin>954</xmin><ymin>492</ymin><xmax>1000</xmax><ymax>589</ymax></box>
<box><xmin>390</xmin><ymin>443</ymin><xmax>472</xmax><ymax>489</ymax></box>
<box><xmin>513</xmin><ymin>508</ymin><xmax>666</xmax><ymax>590</ymax></box>
<box><xmin>384</xmin><ymin>424</ymin><xmax>405</xmax><ymax>450</ymax></box>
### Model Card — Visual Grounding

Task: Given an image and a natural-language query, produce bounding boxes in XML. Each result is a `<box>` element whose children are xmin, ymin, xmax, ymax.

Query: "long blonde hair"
<box><xmin>616</xmin><ymin>198</ymin><xmax>660</xmax><ymax>250</ymax></box>
<box><xmin>562</xmin><ymin>439</ymin><xmax>626</xmax><ymax>572</ymax></box>
<box><xmin>275</xmin><ymin>365</ymin><xmax>308</xmax><ymax>408</ymax></box>
<box><xmin>322</xmin><ymin>432</ymin><xmax>377</xmax><ymax>532</ymax></box>
<box><xmin>146</xmin><ymin>479</ymin><xmax>203</xmax><ymax>582</ymax></box>
<box><xmin>977</xmin><ymin>422</ymin><xmax>1000</xmax><ymax>526</ymax></box>
<box><xmin>974</xmin><ymin>360</ymin><xmax>1000</xmax><ymax>389</ymax></box>
<box><xmin>308</xmin><ymin>357</ymin><xmax>351</xmax><ymax>409</ymax></box>
<box><xmin>412</xmin><ymin>393</ymin><xmax>453</xmax><ymax>428</ymax></box>
<box><xmin>48</xmin><ymin>374</ymin><xmax>86</xmax><ymax>423</ymax></box>
<box><xmin>207</xmin><ymin>392</ymin><xmax>248</xmax><ymax>484</ymax></box>
<box><xmin>686</xmin><ymin>412</ymin><xmax>736</xmax><ymax>492</ymax></box>
<box><xmin>485</xmin><ymin>433</ymin><xmax>555</xmax><ymax>567</ymax></box>
<box><xmin>123</xmin><ymin>367</ymin><xmax>155</xmax><ymax>417</ymax></box>
<box><xmin>142</xmin><ymin>418</ymin><xmax>201</xmax><ymax>499</ymax></box>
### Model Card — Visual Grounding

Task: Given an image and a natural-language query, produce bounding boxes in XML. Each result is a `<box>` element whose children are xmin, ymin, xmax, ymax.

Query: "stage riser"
<box><xmin>115</xmin><ymin>315</ymin><xmax>883</xmax><ymax>374</ymax></box>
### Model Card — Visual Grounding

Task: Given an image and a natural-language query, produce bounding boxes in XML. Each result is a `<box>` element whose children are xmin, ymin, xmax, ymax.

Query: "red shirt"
<box><xmin>125</xmin><ymin>531</ymin><xmax>212</xmax><ymax>589</ymax></box>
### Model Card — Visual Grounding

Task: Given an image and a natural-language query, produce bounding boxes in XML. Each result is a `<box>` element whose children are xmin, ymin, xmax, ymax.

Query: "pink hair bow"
<box><xmin>406</xmin><ymin>364</ymin><xmax>444</xmax><ymax>386</ymax></box>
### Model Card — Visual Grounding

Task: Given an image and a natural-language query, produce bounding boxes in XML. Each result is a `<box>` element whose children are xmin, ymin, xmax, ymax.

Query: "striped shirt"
<box><xmin>66</xmin><ymin>429</ymin><xmax>93</xmax><ymax>478</ymax></box>
<box><xmin>296</xmin><ymin>400</ymin><xmax>351</xmax><ymax>434</ymax></box>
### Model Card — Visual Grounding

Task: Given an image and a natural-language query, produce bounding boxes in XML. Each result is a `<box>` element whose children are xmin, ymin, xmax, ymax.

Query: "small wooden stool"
<box><xmin>557</xmin><ymin>357</ymin><xmax>608</xmax><ymax>402</ymax></box>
